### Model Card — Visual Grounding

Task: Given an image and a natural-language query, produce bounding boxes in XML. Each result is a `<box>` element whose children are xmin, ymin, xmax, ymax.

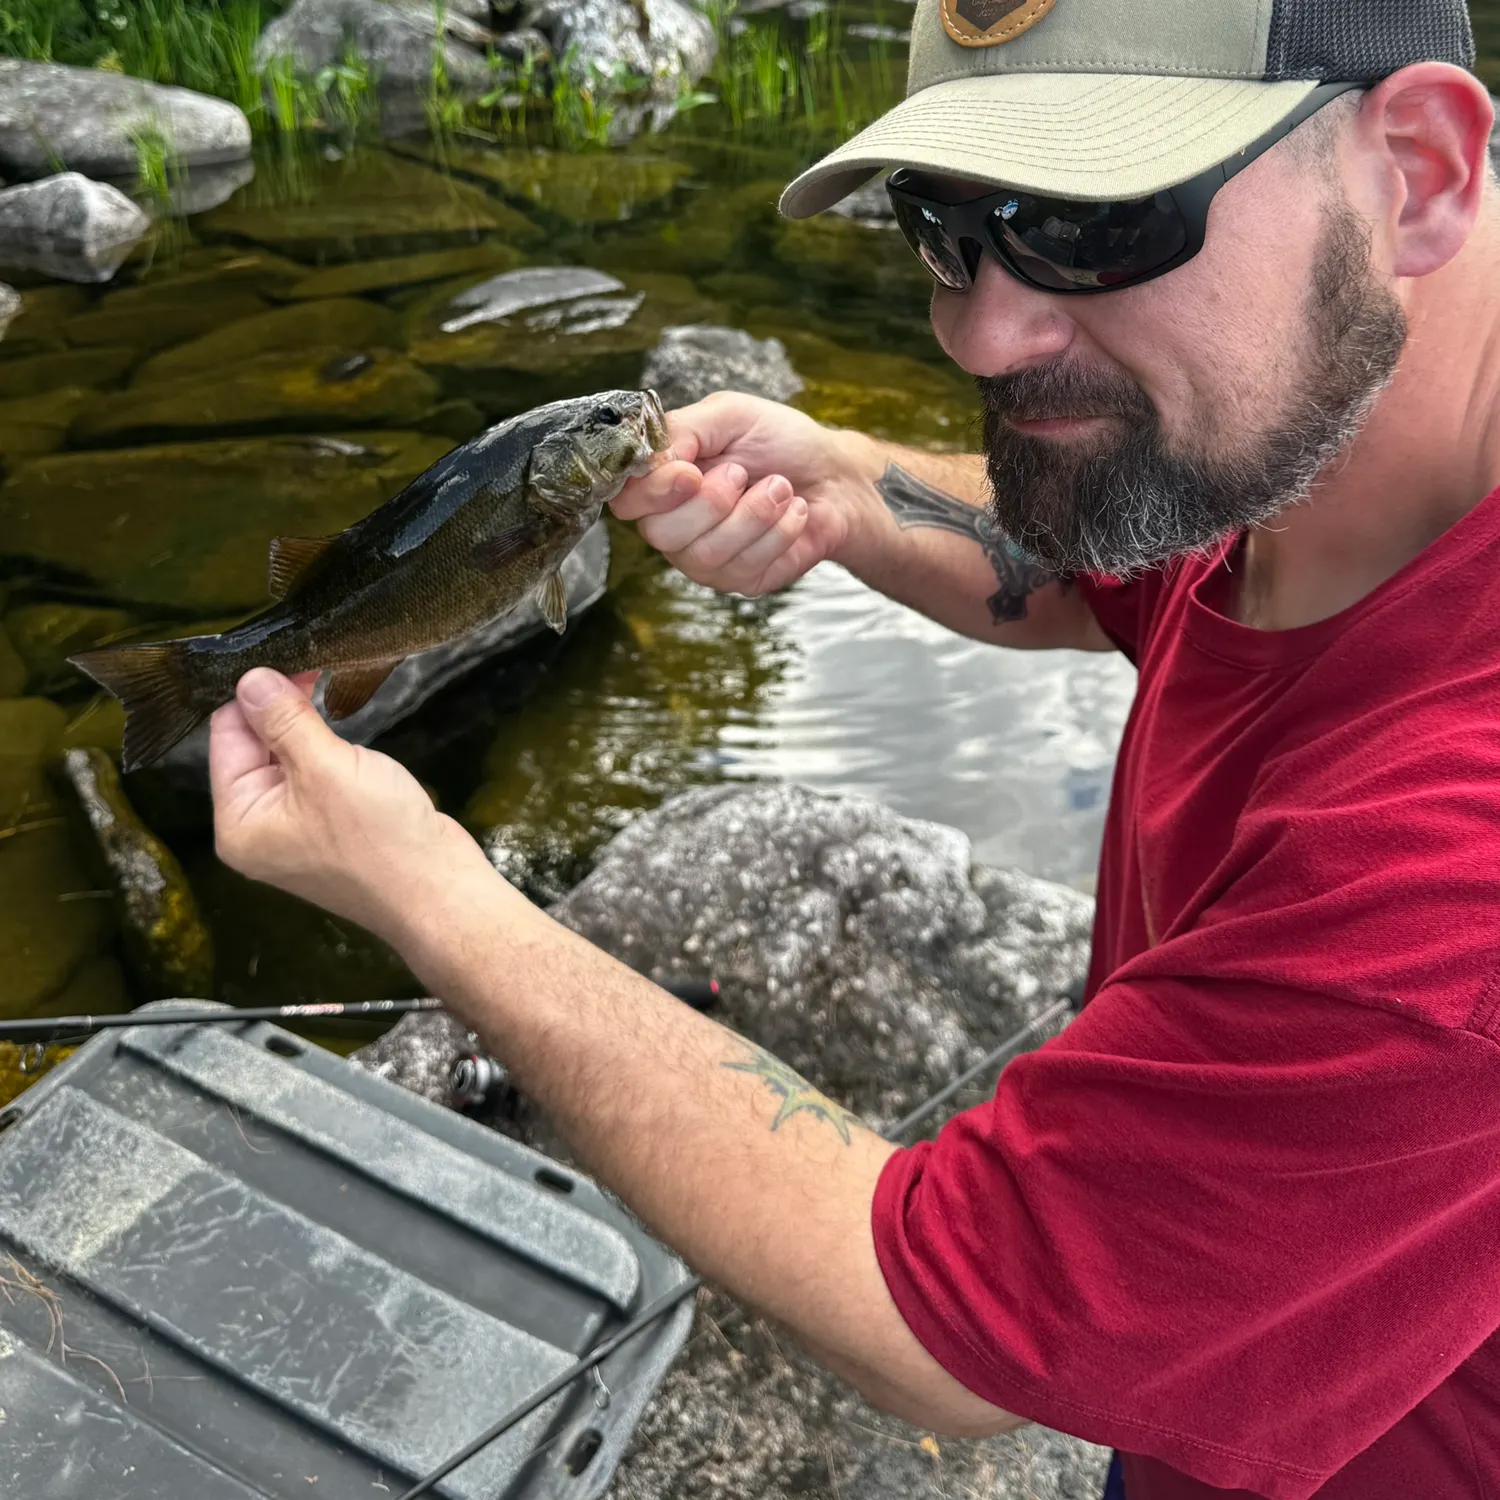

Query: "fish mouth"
<box><xmin>637</xmin><ymin>389</ymin><xmax>675</xmax><ymax>471</ymax></box>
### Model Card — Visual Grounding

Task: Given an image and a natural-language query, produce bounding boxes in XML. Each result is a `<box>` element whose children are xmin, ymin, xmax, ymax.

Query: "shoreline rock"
<box><xmin>0</xmin><ymin>174</ymin><xmax>151</xmax><ymax>284</ymax></box>
<box><xmin>641</xmin><ymin>324</ymin><xmax>804</xmax><ymax>409</ymax></box>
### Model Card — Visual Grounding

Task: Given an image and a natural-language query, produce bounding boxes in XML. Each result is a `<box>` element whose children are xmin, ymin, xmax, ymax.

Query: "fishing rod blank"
<box><xmin>395</xmin><ymin>990</ymin><xmax>1077</xmax><ymax>1500</ymax></box>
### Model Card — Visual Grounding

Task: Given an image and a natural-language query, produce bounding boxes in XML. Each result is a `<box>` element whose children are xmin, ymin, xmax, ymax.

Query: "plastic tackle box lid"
<box><xmin>0</xmin><ymin>1006</ymin><xmax>693</xmax><ymax>1500</ymax></box>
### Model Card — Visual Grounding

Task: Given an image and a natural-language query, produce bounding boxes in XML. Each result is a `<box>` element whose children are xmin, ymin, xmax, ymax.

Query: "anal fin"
<box><xmin>268</xmin><ymin>534</ymin><xmax>338</xmax><ymax>601</ymax></box>
<box><xmin>537</xmin><ymin>570</ymin><xmax>568</xmax><ymax>634</ymax></box>
<box><xmin>324</xmin><ymin>660</ymin><xmax>400</xmax><ymax>720</ymax></box>
<box><xmin>470</xmin><ymin>523</ymin><xmax>539</xmax><ymax>572</ymax></box>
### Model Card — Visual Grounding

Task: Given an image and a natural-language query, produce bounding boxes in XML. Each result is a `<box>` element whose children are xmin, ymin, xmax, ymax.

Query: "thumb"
<box><xmin>237</xmin><ymin>668</ymin><xmax>336</xmax><ymax>772</ymax></box>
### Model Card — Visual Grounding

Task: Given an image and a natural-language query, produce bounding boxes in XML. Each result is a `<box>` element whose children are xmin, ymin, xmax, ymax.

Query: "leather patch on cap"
<box><xmin>940</xmin><ymin>0</ymin><xmax>1056</xmax><ymax>46</ymax></box>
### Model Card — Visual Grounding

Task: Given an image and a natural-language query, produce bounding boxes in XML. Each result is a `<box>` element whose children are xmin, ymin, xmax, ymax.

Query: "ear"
<box><xmin>1355</xmin><ymin>62</ymin><xmax>1494</xmax><ymax>280</ymax></box>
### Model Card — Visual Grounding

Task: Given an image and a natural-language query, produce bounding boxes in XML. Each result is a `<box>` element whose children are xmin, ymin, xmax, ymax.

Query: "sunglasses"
<box><xmin>886</xmin><ymin>81</ymin><xmax>1361</xmax><ymax>296</ymax></box>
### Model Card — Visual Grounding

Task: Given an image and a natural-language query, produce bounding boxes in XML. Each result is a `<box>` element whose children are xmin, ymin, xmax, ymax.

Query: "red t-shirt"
<box><xmin>871</xmin><ymin>488</ymin><xmax>1500</xmax><ymax>1499</ymax></box>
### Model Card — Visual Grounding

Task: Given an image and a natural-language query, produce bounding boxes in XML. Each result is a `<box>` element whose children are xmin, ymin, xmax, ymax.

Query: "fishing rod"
<box><xmin>394</xmin><ymin>994</ymin><xmax>1074</xmax><ymax>1500</ymax></box>
<box><xmin>0</xmin><ymin>981</ymin><xmax>722</xmax><ymax>1052</ymax></box>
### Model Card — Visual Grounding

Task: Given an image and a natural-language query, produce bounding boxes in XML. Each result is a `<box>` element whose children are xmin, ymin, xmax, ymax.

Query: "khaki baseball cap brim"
<box><xmin>779</xmin><ymin>72</ymin><xmax>1323</xmax><ymax>218</ymax></box>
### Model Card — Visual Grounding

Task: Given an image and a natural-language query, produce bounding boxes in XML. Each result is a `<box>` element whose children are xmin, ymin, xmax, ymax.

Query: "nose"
<box><xmin>930</xmin><ymin>254</ymin><xmax>1077</xmax><ymax>378</ymax></box>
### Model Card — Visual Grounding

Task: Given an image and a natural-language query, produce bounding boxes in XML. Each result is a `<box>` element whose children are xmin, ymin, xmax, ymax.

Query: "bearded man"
<box><xmin>207</xmin><ymin>1</ymin><xmax>1500</xmax><ymax>1494</ymax></box>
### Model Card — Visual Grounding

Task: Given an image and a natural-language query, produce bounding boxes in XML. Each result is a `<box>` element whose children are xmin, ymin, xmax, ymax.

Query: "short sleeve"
<box><xmin>872</xmin><ymin>977</ymin><xmax>1500</xmax><ymax>1500</ymax></box>
<box><xmin>1075</xmin><ymin>572</ymin><xmax>1158</xmax><ymax>664</ymax></box>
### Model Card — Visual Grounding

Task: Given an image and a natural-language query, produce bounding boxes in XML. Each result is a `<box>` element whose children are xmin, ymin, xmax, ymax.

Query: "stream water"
<box><xmin>2</xmin><ymin>8</ymin><xmax>1497</xmax><ymax>1029</ymax></box>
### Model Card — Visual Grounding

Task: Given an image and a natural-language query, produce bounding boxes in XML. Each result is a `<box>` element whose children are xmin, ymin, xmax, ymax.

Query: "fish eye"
<box><xmin>595</xmin><ymin>405</ymin><xmax>622</xmax><ymax>426</ymax></box>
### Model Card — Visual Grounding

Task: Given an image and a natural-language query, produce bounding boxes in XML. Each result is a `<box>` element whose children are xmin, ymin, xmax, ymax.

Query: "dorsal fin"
<box><xmin>268</xmin><ymin>533</ymin><xmax>338</xmax><ymax>601</ymax></box>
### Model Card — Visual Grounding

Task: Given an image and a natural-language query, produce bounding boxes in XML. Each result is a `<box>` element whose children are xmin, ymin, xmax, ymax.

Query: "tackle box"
<box><xmin>0</xmin><ymin>1005</ymin><xmax>693</xmax><ymax>1499</ymax></box>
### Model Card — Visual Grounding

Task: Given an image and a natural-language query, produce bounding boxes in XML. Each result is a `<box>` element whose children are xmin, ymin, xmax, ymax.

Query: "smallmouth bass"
<box><xmin>72</xmin><ymin>390</ymin><xmax>671</xmax><ymax>772</ymax></box>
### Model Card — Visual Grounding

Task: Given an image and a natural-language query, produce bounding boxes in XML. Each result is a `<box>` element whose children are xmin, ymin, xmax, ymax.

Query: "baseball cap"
<box><xmin>779</xmin><ymin>0</ymin><xmax>1477</xmax><ymax>218</ymax></box>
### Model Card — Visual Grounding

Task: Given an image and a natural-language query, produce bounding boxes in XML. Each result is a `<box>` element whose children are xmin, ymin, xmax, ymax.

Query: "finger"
<box><xmin>235</xmin><ymin>667</ymin><xmax>344</xmax><ymax>780</ymax></box>
<box><xmin>639</xmin><ymin>461</ymin><xmax>749</xmax><ymax>555</ymax></box>
<box><xmin>672</xmin><ymin>474</ymin><xmax>794</xmax><ymax>574</ymax></box>
<box><xmin>711</xmin><ymin>497</ymin><xmax>810</xmax><ymax>593</ymax></box>
<box><xmin>610</xmin><ymin>459</ymin><xmax>702</xmax><ymax>522</ymax></box>
<box><xmin>751</xmin><ymin>522</ymin><xmax>824</xmax><ymax>595</ymax></box>
<box><xmin>209</xmin><ymin>697</ymin><xmax>273</xmax><ymax>806</ymax></box>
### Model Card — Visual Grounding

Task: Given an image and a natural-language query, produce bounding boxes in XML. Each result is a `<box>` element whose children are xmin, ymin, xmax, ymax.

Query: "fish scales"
<box><xmin>71</xmin><ymin>390</ymin><xmax>670</xmax><ymax>772</ymax></box>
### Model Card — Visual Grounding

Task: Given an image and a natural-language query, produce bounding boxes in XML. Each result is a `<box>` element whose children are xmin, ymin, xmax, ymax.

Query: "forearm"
<box><xmin>828</xmin><ymin>432</ymin><xmax>1108</xmax><ymax>650</ymax></box>
<box><xmin>392</xmin><ymin>863</ymin><xmax>1019</xmax><ymax>1435</ymax></box>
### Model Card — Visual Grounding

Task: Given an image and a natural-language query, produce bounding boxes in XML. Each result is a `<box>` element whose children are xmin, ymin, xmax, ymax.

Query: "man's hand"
<box><xmin>612</xmin><ymin>393</ymin><xmax>871</xmax><ymax>596</ymax></box>
<box><xmin>210</xmin><ymin>667</ymin><xmax>495</xmax><ymax>941</ymax></box>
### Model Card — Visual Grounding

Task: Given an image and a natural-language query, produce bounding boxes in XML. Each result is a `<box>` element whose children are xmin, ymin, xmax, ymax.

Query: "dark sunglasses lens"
<box><xmin>889</xmin><ymin>194</ymin><xmax>972</xmax><ymax>292</ymax></box>
<box><xmin>987</xmin><ymin>191</ymin><xmax>1190</xmax><ymax>291</ymax></box>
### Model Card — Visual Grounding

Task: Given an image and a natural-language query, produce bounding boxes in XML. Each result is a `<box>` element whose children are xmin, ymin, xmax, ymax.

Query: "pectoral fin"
<box><xmin>537</xmin><ymin>570</ymin><xmax>568</xmax><ymax>634</ymax></box>
<box><xmin>324</xmin><ymin>660</ymin><xmax>400</xmax><ymax>720</ymax></box>
<box><xmin>268</xmin><ymin>533</ymin><xmax>338</xmax><ymax>601</ymax></box>
<box><xmin>470</xmin><ymin>524</ymin><xmax>539</xmax><ymax>572</ymax></box>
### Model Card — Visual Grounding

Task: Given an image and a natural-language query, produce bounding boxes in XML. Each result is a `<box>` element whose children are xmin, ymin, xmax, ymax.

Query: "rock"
<box><xmin>72</xmin><ymin>346</ymin><xmax>441</xmax><ymax>444</ymax></box>
<box><xmin>0</xmin><ymin>283</ymin><xmax>19</xmax><ymax>342</ymax></box>
<box><xmin>826</xmin><ymin>173</ymin><xmax>896</xmax><ymax>225</ymax></box>
<box><xmin>0</xmin><ymin>283</ymin><xmax>89</xmax><ymax>357</ymax></box>
<box><xmin>0</xmin><ymin>623</ymin><xmax>25</xmax><ymax>698</ymax></box>
<box><xmin>0</xmin><ymin>386</ymin><xmax>95</xmax><ymax>468</ymax></box>
<box><xmin>59</xmin><ymin>696</ymin><xmax>127</xmax><ymax>757</ymax></box>
<box><xmin>525</xmin><ymin>0</ymin><xmax>717</xmax><ymax>137</ymax></box>
<box><xmin>155</xmin><ymin>519</ymin><xmax>613</xmax><ymax>779</ymax></box>
<box><xmin>775</xmin><ymin>210</ymin><xmax>928</xmax><ymax>299</ymax></box>
<box><xmin>60</xmin><ymin>747</ymin><xmax>215</xmax><ymax>999</ymax></box>
<box><xmin>146</xmin><ymin>245</ymin><xmax>310</xmax><ymax>298</ymax></box>
<box><xmin>0</xmin><ymin>697</ymin><xmax>122</xmax><ymax>1015</ymax></box>
<box><xmin>0</xmin><ymin>430</ymin><xmax>453</xmax><ymax>610</ymax></box>
<box><xmin>0</xmin><ymin>348</ymin><xmax>137</xmax><ymax>400</ymax></box>
<box><xmin>350</xmin><ymin>1007</ymin><xmax>479</xmax><ymax>1105</ymax></box>
<box><xmin>280</xmin><ymin>242</ymin><xmax>524</xmax><ymax>300</ymax></box>
<box><xmin>130</xmin><ymin>297</ymin><xmax>404</xmax><ymax>385</ymax></box>
<box><xmin>156</xmin><ymin>156</ymin><xmax>258</xmax><ymax>219</ymax></box>
<box><xmin>641</xmin><ymin>325</ymin><xmax>803</xmax><ymax>409</ymax></box>
<box><xmin>403</xmin><ymin>144</ymin><xmax>691</xmax><ymax>225</ymax></box>
<box><xmin>407</xmin><ymin>265</ymin><xmax>720</xmax><ymax>407</ymax></box>
<box><xmin>0</xmin><ymin>173</ymin><xmax>152</xmax><ymax>284</ymax></box>
<box><xmin>200</xmin><ymin>149</ymin><xmax>537</xmax><ymax>264</ymax></box>
<box><xmin>360</xmin><ymin>784</ymin><xmax>1109</xmax><ymax>1498</ymax></box>
<box><xmin>0</xmin><ymin>59</ymin><xmax>251</xmax><ymax>181</ymax></box>
<box><xmin>254</xmin><ymin>0</ymin><xmax>498</xmax><ymax>136</ymax></box>
<box><xmin>4</xmin><ymin>603</ymin><xmax>138</xmax><ymax>696</ymax></box>
<box><xmin>587</xmin><ymin>176</ymin><xmax>786</xmax><ymax>279</ymax></box>
<box><xmin>62</xmin><ymin>269</ymin><xmax>272</xmax><ymax>354</ymax></box>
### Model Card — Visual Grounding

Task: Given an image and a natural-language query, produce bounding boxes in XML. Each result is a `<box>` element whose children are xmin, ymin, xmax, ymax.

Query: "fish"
<box><xmin>71</xmin><ymin>389</ymin><xmax>672</xmax><ymax>773</ymax></box>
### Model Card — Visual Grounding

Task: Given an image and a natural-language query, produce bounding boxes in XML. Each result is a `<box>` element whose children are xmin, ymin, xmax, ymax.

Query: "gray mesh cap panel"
<box><xmin>1266</xmin><ymin>0</ymin><xmax>1475</xmax><ymax>80</ymax></box>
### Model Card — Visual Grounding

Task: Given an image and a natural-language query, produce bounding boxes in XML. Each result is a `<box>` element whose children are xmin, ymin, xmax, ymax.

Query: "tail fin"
<box><xmin>69</xmin><ymin>643</ymin><xmax>203</xmax><ymax>773</ymax></box>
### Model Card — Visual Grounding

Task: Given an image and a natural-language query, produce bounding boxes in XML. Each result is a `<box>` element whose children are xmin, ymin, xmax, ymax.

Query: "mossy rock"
<box><xmin>280</xmin><ymin>242</ymin><xmax>525</xmax><ymax>301</ymax></box>
<box><xmin>154</xmin><ymin>245</ymin><xmax>310</xmax><ymax>298</ymax></box>
<box><xmin>586</xmin><ymin>175</ymin><xmax>785</xmax><ymax>277</ymax></box>
<box><xmin>0</xmin><ymin>697</ymin><xmax>119</xmax><ymax>1015</ymax></box>
<box><xmin>698</xmin><ymin>270</ymin><xmax>791</xmax><ymax>310</ymax></box>
<box><xmin>773</xmin><ymin>213</ymin><xmax>929</xmax><ymax>299</ymax></box>
<box><xmin>64</xmin><ymin>278</ymin><xmax>271</xmax><ymax>357</ymax></box>
<box><xmin>0</xmin><ymin>622</ymin><xmax>24</xmax><ymax>698</ymax></box>
<box><xmin>59</xmin><ymin>695</ymin><xmax>126</xmax><ymax>756</ymax></box>
<box><xmin>0</xmin><ymin>387</ymin><xmax>95</xmax><ymax>468</ymax></box>
<box><xmin>791</xmin><ymin>378</ymin><xmax>978</xmax><ymax>448</ymax></box>
<box><xmin>73</xmin><ymin>347</ymin><xmax>441</xmax><ymax>444</ymax></box>
<box><xmin>0</xmin><ymin>346</ymin><xmax>136</xmax><ymax>399</ymax></box>
<box><xmin>5</xmin><ymin>603</ymin><xmax>139</xmax><ymax>695</ymax></box>
<box><xmin>199</xmin><ymin>149</ymin><xmax>539</xmax><ymax>264</ymax></box>
<box><xmin>0</xmin><ymin>285</ymin><xmax>90</xmax><ymax>359</ymax></box>
<box><xmin>418</xmin><ymin>144</ymin><xmax>691</xmax><ymax>225</ymax></box>
<box><xmin>131</xmin><ymin>298</ymin><xmax>405</xmax><ymax>386</ymax></box>
<box><xmin>407</xmin><ymin>268</ymin><xmax>721</xmax><ymax>408</ymax></box>
<box><xmin>0</xmin><ymin>429</ymin><xmax>454</xmax><ymax>611</ymax></box>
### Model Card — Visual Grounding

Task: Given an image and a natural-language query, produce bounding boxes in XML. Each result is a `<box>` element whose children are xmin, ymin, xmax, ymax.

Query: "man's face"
<box><xmin>927</xmin><ymin>131</ymin><xmax>1409</xmax><ymax>577</ymax></box>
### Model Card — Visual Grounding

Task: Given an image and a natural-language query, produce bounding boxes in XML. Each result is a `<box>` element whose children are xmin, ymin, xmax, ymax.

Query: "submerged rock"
<box><xmin>0</xmin><ymin>623</ymin><xmax>25</xmax><ymax>699</ymax></box>
<box><xmin>641</xmin><ymin>324</ymin><xmax>803</xmax><ymax>409</ymax></box>
<box><xmin>0</xmin><ymin>429</ymin><xmax>453</xmax><ymax>610</ymax></box>
<box><xmin>0</xmin><ymin>173</ymin><xmax>152</xmax><ymax>284</ymax></box>
<box><xmin>63</xmin><ymin>269</ymin><xmax>271</xmax><ymax>355</ymax></box>
<box><xmin>153</xmin><ymin>156</ymin><xmax>259</xmax><ymax>219</ymax></box>
<box><xmin>0</xmin><ymin>697</ymin><xmax>128</xmax><ymax>1016</ymax></box>
<box><xmin>4</xmin><ymin>603</ymin><xmax>138</xmax><ymax>696</ymax></box>
<box><xmin>0</xmin><ymin>283</ymin><xmax>89</xmax><ymax>357</ymax></box>
<box><xmin>0</xmin><ymin>348</ymin><xmax>137</xmax><ymax>400</ymax></box>
<box><xmin>255</xmin><ymin>0</ymin><xmax>498</xmax><ymax>135</ymax></box>
<box><xmin>60</xmin><ymin>747</ymin><xmax>214</xmax><ymax>999</ymax></box>
<box><xmin>0</xmin><ymin>59</ymin><xmax>251</xmax><ymax>181</ymax></box>
<box><xmin>72</xmin><ymin>346</ymin><xmax>441</xmax><ymax>444</ymax></box>
<box><xmin>200</xmin><ymin>149</ymin><xmax>537</xmax><ymax>263</ymax></box>
<box><xmin>130</xmin><ymin>297</ymin><xmax>405</xmax><ymax>385</ymax></box>
<box><xmin>0</xmin><ymin>386</ymin><xmax>95</xmax><ymax>469</ymax></box>
<box><xmin>281</xmin><ymin>242</ymin><xmax>524</xmax><ymax>301</ymax></box>
<box><xmin>0</xmin><ymin>283</ymin><xmax>19</xmax><ymax>342</ymax></box>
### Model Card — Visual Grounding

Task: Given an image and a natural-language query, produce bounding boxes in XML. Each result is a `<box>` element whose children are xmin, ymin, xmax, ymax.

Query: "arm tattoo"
<box><xmin>874</xmin><ymin>461</ymin><xmax>1060</xmax><ymax>625</ymax></box>
<box><xmin>722</xmin><ymin>1044</ymin><xmax>865</xmax><ymax>1147</ymax></box>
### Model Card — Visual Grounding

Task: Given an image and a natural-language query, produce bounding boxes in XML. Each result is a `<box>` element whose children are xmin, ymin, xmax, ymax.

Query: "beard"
<box><xmin>978</xmin><ymin>199</ymin><xmax>1409</xmax><ymax>577</ymax></box>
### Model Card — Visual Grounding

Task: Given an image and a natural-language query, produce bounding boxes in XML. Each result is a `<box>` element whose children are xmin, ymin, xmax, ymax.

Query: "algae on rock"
<box><xmin>0</xmin><ymin>347</ymin><xmax>136</xmax><ymax>400</ymax></box>
<box><xmin>0</xmin><ymin>430</ymin><xmax>453</xmax><ymax>611</ymax></box>
<box><xmin>281</xmin><ymin>243</ymin><xmax>525</xmax><ymax>301</ymax></box>
<box><xmin>0</xmin><ymin>386</ymin><xmax>95</xmax><ymax>468</ymax></box>
<box><xmin>4</xmin><ymin>603</ymin><xmax>138</xmax><ymax>695</ymax></box>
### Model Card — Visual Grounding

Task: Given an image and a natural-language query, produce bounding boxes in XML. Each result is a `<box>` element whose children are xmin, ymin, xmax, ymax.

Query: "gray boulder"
<box><xmin>642</xmin><ymin>324</ymin><xmax>804</xmax><ymax>410</ymax></box>
<box><xmin>0</xmin><ymin>59</ymin><xmax>251</xmax><ymax>181</ymax></box>
<box><xmin>255</xmin><ymin>0</ymin><xmax>499</xmax><ymax>133</ymax></box>
<box><xmin>0</xmin><ymin>283</ymin><xmax>19</xmax><ymax>342</ymax></box>
<box><xmin>353</xmin><ymin>783</ymin><xmax>1106</xmax><ymax>1498</ymax></box>
<box><xmin>524</xmin><ymin>0</ymin><xmax>717</xmax><ymax>136</ymax></box>
<box><xmin>0</xmin><ymin>173</ymin><xmax>151</xmax><ymax>284</ymax></box>
<box><xmin>827</xmin><ymin>172</ymin><xmax>897</xmax><ymax>225</ymax></box>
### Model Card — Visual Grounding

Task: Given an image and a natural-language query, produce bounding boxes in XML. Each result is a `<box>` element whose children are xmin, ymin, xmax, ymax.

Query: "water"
<box><xmin>4</xmin><ymin>8</ymin><xmax>1498</xmax><ymax>1023</ymax></box>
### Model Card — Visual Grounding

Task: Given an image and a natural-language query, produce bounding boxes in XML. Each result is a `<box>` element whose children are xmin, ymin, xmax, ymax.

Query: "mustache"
<box><xmin>975</xmin><ymin>363</ymin><xmax>1155</xmax><ymax>426</ymax></box>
